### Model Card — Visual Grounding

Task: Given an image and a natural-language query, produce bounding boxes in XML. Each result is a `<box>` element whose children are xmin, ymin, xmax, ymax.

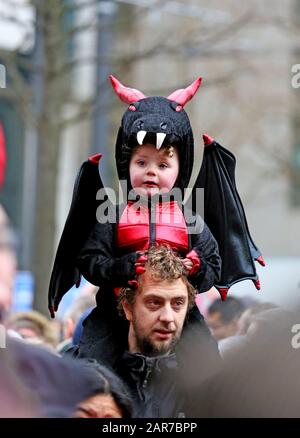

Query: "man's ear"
<box><xmin>122</xmin><ymin>299</ymin><xmax>133</xmax><ymax>322</ymax></box>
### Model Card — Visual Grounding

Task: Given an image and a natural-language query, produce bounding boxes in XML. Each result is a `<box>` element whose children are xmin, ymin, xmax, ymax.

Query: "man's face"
<box><xmin>129</xmin><ymin>143</ymin><xmax>179</xmax><ymax>197</ymax></box>
<box><xmin>74</xmin><ymin>394</ymin><xmax>123</xmax><ymax>418</ymax></box>
<box><xmin>0</xmin><ymin>249</ymin><xmax>16</xmax><ymax>318</ymax></box>
<box><xmin>123</xmin><ymin>272</ymin><xmax>188</xmax><ymax>356</ymax></box>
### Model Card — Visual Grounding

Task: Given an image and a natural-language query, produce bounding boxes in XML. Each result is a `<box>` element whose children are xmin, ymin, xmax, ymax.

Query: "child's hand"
<box><xmin>182</xmin><ymin>258</ymin><xmax>193</xmax><ymax>272</ymax></box>
<box><xmin>128</xmin><ymin>253</ymin><xmax>148</xmax><ymax>288</ymax></box>
<box><xmin>135</xmin><ymin>253</ymin><xmax>148</xmax><ymax>275</ymax></box>
<box><xmin>184</xmin><ymin>250</ymin><xmax>201</xmax><ymax>275</ymax></box>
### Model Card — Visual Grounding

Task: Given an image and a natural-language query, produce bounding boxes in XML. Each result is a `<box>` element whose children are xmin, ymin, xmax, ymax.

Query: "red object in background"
<box><xmin>0</xmin><ymin>123</ymin><xmax>6</xmax><ymax>189</ymax></box>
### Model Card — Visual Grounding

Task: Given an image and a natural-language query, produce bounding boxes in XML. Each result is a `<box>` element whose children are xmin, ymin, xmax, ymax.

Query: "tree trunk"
<box><xmin>32</xmin><ymin>0</ymin><xmax>66</xmax><ymax>314</ymax></box>
<box><xmin>32</xmin><ymin>118</ymin><xmax>60</xmax><ymax>315</ymax></box>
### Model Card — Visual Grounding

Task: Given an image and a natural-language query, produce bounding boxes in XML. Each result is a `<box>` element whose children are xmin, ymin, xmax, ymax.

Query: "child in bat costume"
<box><xmin>48</xmin><ymin>75</ymin><xmax>263</xmax><ymax>367</ymax></box>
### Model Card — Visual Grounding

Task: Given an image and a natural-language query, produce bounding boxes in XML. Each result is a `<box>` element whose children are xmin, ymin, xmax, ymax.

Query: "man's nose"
<box><xmin>159</xmin><ymin>304</ymin><xmax>175</xmax><ymax>323</ymax></box>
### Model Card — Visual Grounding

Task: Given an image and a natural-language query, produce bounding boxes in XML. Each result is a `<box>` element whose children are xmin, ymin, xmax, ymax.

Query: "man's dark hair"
<box><xmin>207</xmin><ymin>297</ymin><xmax>246</xmax><ymax>323</ymax></box>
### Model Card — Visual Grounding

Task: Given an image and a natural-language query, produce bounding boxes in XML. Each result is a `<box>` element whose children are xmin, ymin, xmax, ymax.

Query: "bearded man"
<box><xmin>116</xmin><ymin>245</ymin><xmax>220</xmax><ymax>418</ymax></box>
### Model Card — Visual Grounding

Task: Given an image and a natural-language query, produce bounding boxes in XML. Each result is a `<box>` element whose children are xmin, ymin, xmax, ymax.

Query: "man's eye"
<box><xmin>147</xmin><ymin>300</ymin><xmax>161</xmax><ymax>308</ymax></box>
<box><xmin>172</xmin><ymin>300</ymin><xmax>184</xmax><ymax>310</ymax></box>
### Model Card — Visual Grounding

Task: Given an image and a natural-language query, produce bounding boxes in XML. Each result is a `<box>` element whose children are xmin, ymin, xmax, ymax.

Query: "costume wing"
<box><xmin>191</xmin><ymin>135</ymin><xmax>265</xmax><ymax>300</ymax></box>
<box><xmin>48</xmin><ymin>154</ymin><xmax>104</xmax><ymax>316</ymax></box>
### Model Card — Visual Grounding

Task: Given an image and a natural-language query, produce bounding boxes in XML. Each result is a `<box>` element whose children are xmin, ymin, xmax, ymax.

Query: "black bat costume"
<box><xmin>48</xmin><ymin>75</ymin><xmax>264</xmax><ymax>367</ymax></box>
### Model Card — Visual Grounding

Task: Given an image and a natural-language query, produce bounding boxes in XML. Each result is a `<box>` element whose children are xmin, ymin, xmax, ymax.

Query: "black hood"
<box><xmin>115</xmin><ymin>96</ymin><xmax>195</xmax><ymax>195</ymax></box>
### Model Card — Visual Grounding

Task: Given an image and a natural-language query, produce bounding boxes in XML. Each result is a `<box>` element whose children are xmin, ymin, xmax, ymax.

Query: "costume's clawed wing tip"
<box><xmin>256</xmin><ymin>255</ymin><xmax>266</xmax><ymax>267</ymax></box>
<box><xmin>217</xmin><ymin>287</ymin><xmax>229</xmax><ymax>301</ymax></box>
<box><xmin>88</xmin><ymin>153</ymin><xmax>102</xmax><ymax>164</ymax></box>
<box><xmin>49</xmin><ymin>306</ymin><xmax>56</xmax><ymax>319</ymax></box>
<box><xmin>253</xmin><ymin>278</ymin><xmax>261</xmax><ymax>291</ymax></box>
<box><xmin>202</xmin><ymin>133</ymin><xmax>215</xmax><ymax>146</ymax></box>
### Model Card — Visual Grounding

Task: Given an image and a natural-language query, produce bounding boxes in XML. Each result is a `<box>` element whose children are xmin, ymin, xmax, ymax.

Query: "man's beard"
<box><xmin>137</xmin><ymin>335</ymin><xmax>179</xmax><ymax>357</ymax></box>
<box><xmin>132</xmin><ymin>316</ymin><xmax>180</xmax><ymax>357</ymax></box>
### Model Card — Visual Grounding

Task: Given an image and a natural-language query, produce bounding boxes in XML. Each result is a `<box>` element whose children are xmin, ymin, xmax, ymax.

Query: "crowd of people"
<box><xmin>1</xmin><ymin>206</ymin><xmax>299</xmax><ymax>418</ymax></box>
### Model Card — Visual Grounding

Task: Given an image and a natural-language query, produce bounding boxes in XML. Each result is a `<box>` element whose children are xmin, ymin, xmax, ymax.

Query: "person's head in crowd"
<box><xmin>201</xmin><ymin>308</ymin><xmax>300</xmax><ymax>417</ymax></box>
<box><xmin>72</xmin><ymin>307</ymin><xmax>93</xmax><ymax>347</ymax></box>
<box><xmin>206</xmin><ymin>296</ymin><xmax>246</xmax><ymax>341</ymax></box>
<box><xmin>56</xmin><ymin>294</ymin><xmax>96</xmax><ymax>354</ymax></box>
<box><xmin>0</xmin><ymin>351</ymin><xmax>39</xmax><ymax>417</ymax></box>
<box><xmin>237</xmin><ymin>302</ymin><xmax>277</xmax><ymax>336</ymax></box>
<box><xmin>119</xmin><ymin>245</ymin><xmax>196</xmax><ymax>357</ymax></box>
<box><xmin>63</xmin><ymin>294</ymin><xmax>96</xmax><ymax>341</ymax></box>
<box><xmin>0</xmin><ymin>206</ymin><xmax>18</xmax><ymax>321</ymax></box>
<box><xmin>6</xmin><ymin>310</ymin><xmax>58</xmax><ymax>350</ymax></box>
<box><xmin>73</xmin><ymin>361</ymin><xmax>133</xmax><ymax>418</ymax></box>
<box><xmin>9</xmin><ymin>337</ymin><xmax>132</xmax><ymax>418</ymax></box>
<box><xmin>0</xmin><ymin>204</ymin><xmax>9</xmax><ymax>227</ymax></box>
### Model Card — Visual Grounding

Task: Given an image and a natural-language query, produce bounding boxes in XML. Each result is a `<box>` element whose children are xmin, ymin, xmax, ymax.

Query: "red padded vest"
<box><xmin>117</xmin><ymin>200</ymin><xmax>189</xmax><ymax>255</ymax></box>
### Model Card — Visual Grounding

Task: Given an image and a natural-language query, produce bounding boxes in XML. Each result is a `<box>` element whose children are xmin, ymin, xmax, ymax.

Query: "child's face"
<box><xmin>129</xmin><ymin>143</ymin><xmax>179</xmax><ymax>197</ymax></box>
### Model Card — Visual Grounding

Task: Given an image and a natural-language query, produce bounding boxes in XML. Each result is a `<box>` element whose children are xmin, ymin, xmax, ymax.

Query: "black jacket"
<box><xmin>73</xmin><ymin>306</ymin><xmax>222</xmax><ymax>418</ymax></box>
<box><xmin>117</xmin><ymin>352</ymin><xmax>186</xmax><ymax>418</ymax></box>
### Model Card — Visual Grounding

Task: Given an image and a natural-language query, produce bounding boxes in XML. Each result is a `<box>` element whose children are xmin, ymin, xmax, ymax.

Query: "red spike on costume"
<box><xmin>128</xmin><ymin>280</ymin><xmax>138</xmax><ymax>289</ymax></box>
<box><xmin>218</xmin><ymin>287</ymin><xmax>229</xmax><ymax>301</ymax></box>
<box><xmin>253</xmin><ymin>278</ymin><xmax>261</xmax><ymax>290</ymax></box>
<box><xmin>256</xmin><ymin>255</ymin><xmax>266</xmax><ymax>267</ymax></box>
<box><xmin>136</xmin><ymin>255</ymin><xmax>148</xmax><ymax>263</ymax></box>
<box><xmin>109</xmin><ymin>75</ymin><xmax>146</xmax><ymax>104</ymax></box>
<box><xmin>135</xmin><ymin>266</ymin><xmax>146</xmax><ymax>275</ymax></box>
<box><xmin>202</xmin><ymin>133</ymin><xmax>214</xmax><ymax>146</ymax></box>
<box><xmin>49</xmin><ymin>307</ymin><xmax>55</xmax><ymax>319</ymax></box>
<box><xmin>88</xmin><ymin>153</ymin><xmax>102</xmax><ymax>164</ymax></box>
<box><xmin>0</xmin><ymin>122</ymin><xmax>7</xmax><ymax>189</ymax></box>
<box><xmin>167</xmin><ymin>77</ymin><xmax>202</xmax><ymax>108</ymax></box>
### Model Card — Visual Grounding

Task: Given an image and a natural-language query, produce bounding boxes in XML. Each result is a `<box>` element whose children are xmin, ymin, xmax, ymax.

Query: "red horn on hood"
<box><xmin>0</xmin><ymin>122</ymin><xmax>6</xmax><ymax>189</ymax></box>
<box><xmin>167</xmin><ymin>77</ymin><xmax>202</xmax><ymax>108</ymax></box>
<box><xmin>109</xmin><ymin>75</ymin><xmax>146</xmax><ymax>104</ymax></box>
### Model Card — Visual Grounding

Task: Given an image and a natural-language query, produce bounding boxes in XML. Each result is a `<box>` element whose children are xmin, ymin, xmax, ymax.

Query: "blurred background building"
<box><xmin>0</xmin><ymin>0</ymin><xmax>299</xmax><ymax>314</ymax></box>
